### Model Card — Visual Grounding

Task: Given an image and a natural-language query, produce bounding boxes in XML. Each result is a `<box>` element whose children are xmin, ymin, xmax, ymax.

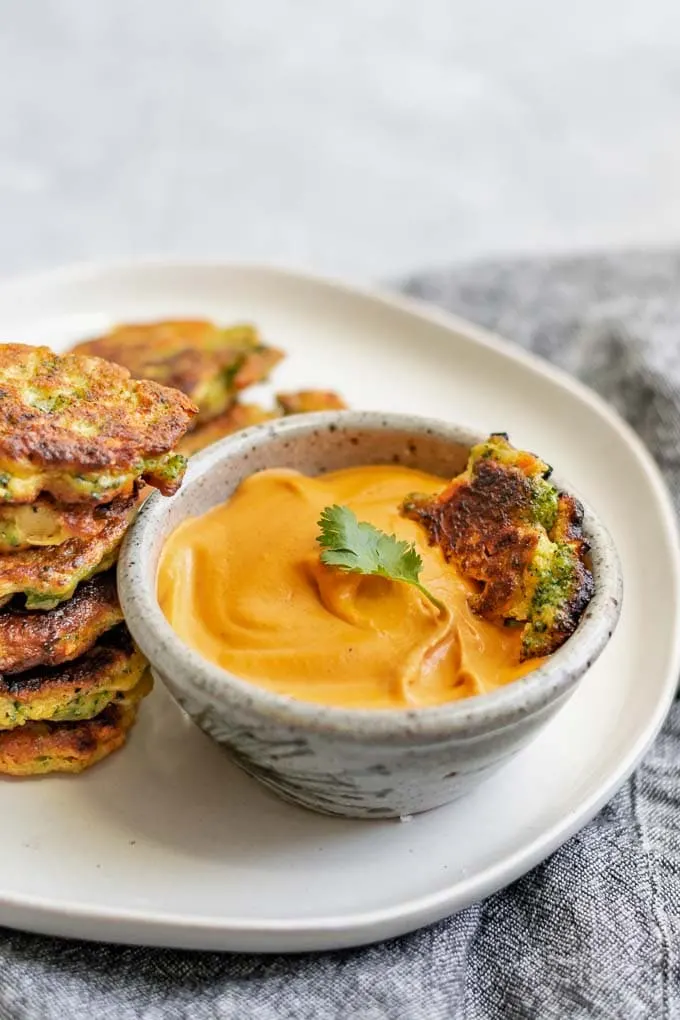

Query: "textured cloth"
<box><xmin>2</xmin><ymin>251</ymin><xmax>680</xmax><ymax>1020</ymax></box>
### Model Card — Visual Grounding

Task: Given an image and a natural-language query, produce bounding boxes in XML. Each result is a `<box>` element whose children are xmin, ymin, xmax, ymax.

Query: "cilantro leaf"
<box><xmin>316</xmin><ymin>504</ymin><xmax>444</xmax><ymax>612</ymax></box>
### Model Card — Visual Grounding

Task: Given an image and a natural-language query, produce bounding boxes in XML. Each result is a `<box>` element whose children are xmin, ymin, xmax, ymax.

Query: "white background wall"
<box><xmin>2</xmin><ymin>0</ymin><xmax>680</xmax><ymax>280</ymax></box>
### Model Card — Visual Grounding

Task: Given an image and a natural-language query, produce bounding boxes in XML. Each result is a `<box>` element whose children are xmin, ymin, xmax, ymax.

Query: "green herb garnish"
<box><xmin>316</xmin><ymin>504</ymin><xmax>444</xmax><ymax>613</ymax></box>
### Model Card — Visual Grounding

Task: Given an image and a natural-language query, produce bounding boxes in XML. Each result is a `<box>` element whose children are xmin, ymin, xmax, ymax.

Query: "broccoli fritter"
<box><xmin>179</xmin><ymin>389</ymin><xmax>349</xmax><ymax>456</ymax></box>
<box><xmin>0</xmin><ymin>490</ymin><xmax>137</xmax><ymax>610</ymax></box>
<box><xmin>0</xmin><ymin>671</ymin><xmax>151</xmax><ymax>776</ymax></box>
<box><xmin>276</xmin><ymin>390</ymin><xmax>347</xmax><ymax>415</ymax></box>
<box><xmin>403</xmin><ymin>433</ymin><xmax>593</xmax><ymax>660</ymax></box>
<box><xmin>0</xmin><ymin>570</ymin><xmax>123</xmax><ymax>674</ymax></box>
<box><xmin>0</xmin><ymin>344</ymin><xmax>196</xmax><ymax>503</ymax></box>
<box><xmin>178</xmin><ymin>402</ymin><xmax>277</xmax><ymax>456</ymax></box>
<box><xmin>0</xmin><ymin>495</ymin><xmax>126</xmax><ymax>552</ymax></box>
<box><xmin>0</xmin><ymin>624</ymin><xmax>147</xmax><ymax>729</ymax></box>
<box><xmin>71</xmin><ymin>320</ymin><xmax>283</xmax><ymax>426</ymax></box>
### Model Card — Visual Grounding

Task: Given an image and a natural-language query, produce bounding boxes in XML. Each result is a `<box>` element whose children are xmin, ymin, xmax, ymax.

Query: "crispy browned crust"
<box><xmin>0</xmin><ymin>494</ymin><xmax>127</xmax><ymax>551</ymax></box>
<box><xmin>553</xmin><ymin>492</ymin><xmax>588</xmax><ymax>550</ymax></box>
<box><xmin>0</xmin><ymin>570</ymin><xmax>123</xmax><ymax>674</ymax></box>
<box><xmin>0</xmin><ymin>343</ymin><xmax>196</xmax><ymax>474</ymax></box>
<box><xmin>406</xmin><ymin>458</ymin><xmax>540</xmax><ymax>619</ymax></box>
<box><xmin>71</xmin><ymin>321</ymin><xmax>283</xmax><ymax>423</ymax></box>
<box><xmin>403</xmin><ymin>442</ymin><xmax>593</xmax><ymax>659</ymax></box>
<box><xmin>178</xmin><ymin>403</ymin><xmax>277</xmax><ymax>456</ymax></box>
<box><xmin>542</xmin><ymin>492</ymin><xmax>595</xmax><ymax>651</ymax></box>
<box><xmin>276</xmin><ymin>390</ymin><xmax>347</xmax><ymax>415</ymax></box>
<box><xmin>0</xmin><ymin>491</ymin><xmax>137</xmax><ymax>609</ymax></box>
<box><xmin>0</xmin><ymin>625</ymin><xmax>146</xmax><ymax>727</ymax></box>
<box><xmin>0</xmin><ymin>704</ymin><xmax>131</xmax><ymax>775</ymax></box>
<box><xmin>0</xmin><ymin>676</ymin><xmax>150</xmax><ymax>776</ymax></box>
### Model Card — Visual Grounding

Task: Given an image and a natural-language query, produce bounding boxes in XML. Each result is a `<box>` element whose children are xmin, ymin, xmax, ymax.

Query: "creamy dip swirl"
<box><xmin>158</xmin><ymin>466</ymin><xmax>541</xmax><ymax>709</ymax></box>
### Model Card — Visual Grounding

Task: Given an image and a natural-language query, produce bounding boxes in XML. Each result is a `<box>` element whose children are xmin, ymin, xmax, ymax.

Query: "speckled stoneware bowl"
<box><xmin>118</xmin><ymin>412</ymin><xmax>623</xmax><ymax>820</ymax></box>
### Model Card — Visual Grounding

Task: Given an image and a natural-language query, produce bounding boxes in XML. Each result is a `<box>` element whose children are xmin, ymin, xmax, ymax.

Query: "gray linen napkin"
<box><xmin>2</xmin><ymin>251</ymin><xmax>680</xmax><ymax>1020</ymax></box>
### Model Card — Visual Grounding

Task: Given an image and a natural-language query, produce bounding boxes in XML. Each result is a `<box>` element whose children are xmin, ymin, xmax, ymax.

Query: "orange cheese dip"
<box><xmin>157</xmin><ymin>466</ymin><xmax>541</xmax><ymax>709</ymax></box>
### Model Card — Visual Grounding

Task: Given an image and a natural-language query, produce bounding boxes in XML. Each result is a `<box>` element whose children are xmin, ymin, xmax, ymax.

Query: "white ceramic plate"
<box><xmin>0</xmin><ymin>261</ymin><xmax>677</xmax><ymax>953</ymax></box>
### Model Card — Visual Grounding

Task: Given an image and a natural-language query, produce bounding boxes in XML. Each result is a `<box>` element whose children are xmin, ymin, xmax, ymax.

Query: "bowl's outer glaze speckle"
<box><xmin>119</xmin><ymin>412</ymin><xmax>623</xmax><ymax>819</ymax></box>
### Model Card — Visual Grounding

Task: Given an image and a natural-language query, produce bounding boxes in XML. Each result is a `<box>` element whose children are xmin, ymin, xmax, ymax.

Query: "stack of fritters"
<box><xmin>71</xmin><ymin>319</ymin><xmax>347</xmax><ymax>456</ymax></box>
<box><xmin>0</xmin><ymin>344</ymin><xmax>196</xmax><ymax>775</ymax></box>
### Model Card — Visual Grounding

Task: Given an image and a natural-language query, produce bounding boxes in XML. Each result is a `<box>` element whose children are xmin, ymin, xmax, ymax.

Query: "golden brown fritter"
<box><xmin>403</xmin><ymin>433</ymin><xmax>593</xmax><ymax>660</ymax></box>
<box><xmin>0</xmin><ymin>624</ymin><xmax>147</xmax><ymax>729</ymax></box>
<box><xmin>0</xmin><ymin>672</ymin><xmax>151</xmax><ymax>776</ymax></box>
<box><xmin>179</xmin><ymin>390</ymin><xmax>349</xmax><ymax>456</ymax></box>
<box><xmin>71</xmin><ymin>320</ymin><xmax>283</xmax><ymax>426</ymax></box>
<box><xmin>0</xmin><ymin>344</ymin><xmax>196</xmax><ymax>503</ymax></box>
<box><xmin>0</xmin><ymin>570</ymin><xmax>123</xmax><ymax>674</ymax></box>
<box><xmin>276</xmin><ymin>389</ymin><xmax>347</xmax><ymax>414</ymax></box>
<box><xmin>0</xmin><ymin>490</ymin><xmax>137</xmax><ymax>610</ymax></box>
<box><xmin>0</xmin><ymin>495</ymin><xmax>125</xmax><ymax>552</ymax></box>
<box><xmin>178</xmin><ymin>402</ymin><xmax>276</xmax><ymax>456</ymax></box>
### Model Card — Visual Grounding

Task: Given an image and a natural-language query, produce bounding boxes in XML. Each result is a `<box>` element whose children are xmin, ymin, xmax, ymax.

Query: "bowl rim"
<box><xmin>118</xmin><ymin>411</ymin><xmax>623</xmax><ymax>743</ymax></box>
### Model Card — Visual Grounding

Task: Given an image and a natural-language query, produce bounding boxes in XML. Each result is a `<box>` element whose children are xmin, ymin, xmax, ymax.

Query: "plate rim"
<box><xmin>0</xmin><ymin>257</ymin><xmax>678</xmax><ymax>952</ymax></box>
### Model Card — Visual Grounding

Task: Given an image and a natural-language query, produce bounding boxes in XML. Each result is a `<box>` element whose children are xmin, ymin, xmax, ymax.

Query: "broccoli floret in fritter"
<box><xmin>402</xmin><ymin>433</ymin><xmax>593</xmax><ymax>660</ymax></box>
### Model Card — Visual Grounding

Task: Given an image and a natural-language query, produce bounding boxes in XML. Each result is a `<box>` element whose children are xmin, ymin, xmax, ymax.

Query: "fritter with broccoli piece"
<box><xmin>0</xmin><ymin>570</ymin><xmax>123</xmax><ymax>674</ymax></box>
<box><xmin>0</xmin><ymin>495</ymin><xmax>128</xmax><ymax>552</ymax></box>
<box><xmin>0</xmin><ymin>344</ymin><xmax>196</xmax><ymax>504</ymax></box>
<box><xmin>71</xmin><ymin>320</ymin><xmax>283</xmax><ymax>426</ymax></box>
<box><xmin>0</xmin><ymin>671</ymin><xmax>151</xmax><ymax>776</ymax></box>
<box><xmin>0</xmin><ymin>490</ymin><xmax>137</xmax><ymax>610</ymax></box>
<box><xmin>0</xmin><ymin>624</ymin><xmax>147</xmax><ymax>730</ymax></box>
<box><xmin>403</xmin><ymin>433</ymin><xmax>593</xmax><ymax>660</ymax></box>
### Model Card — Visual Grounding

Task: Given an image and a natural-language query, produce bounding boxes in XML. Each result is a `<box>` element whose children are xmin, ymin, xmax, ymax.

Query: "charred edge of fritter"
<box><xmin>0</xmin><ymin>623</ymin><xmax>135</xmax><ymax>699</ymax></box>
<box><xmin>403</xmin><ymin>456</ymin><xmax>594</xmax><ymax>658</ymax></box>
<box><xmin>521</xmin><ymin>556</ymin><xmax>595</xmax><ymax>660</ymax></box>
<box><xmin>0</xmin><ymin>697</ymin><xmax>139</xmax><ymax>776</ymax></box>
<box><xmin>519</xmin><ymin>491</ymin><xmax>595</xmax><ymax>660</ymax></box>
<box><xmin>553</xmin><ymin>492</ymin><xmax>590</xmax><ymax>553</ymax></box>
<box><xmin>68</xmin><ymin>701</ymin><xmax>132</xmax><ymax>755</ymax></box>
<box><xmin>0</xmin><ymin>570</ymin><xmax>122</xmax><ymax>675</ymax></box>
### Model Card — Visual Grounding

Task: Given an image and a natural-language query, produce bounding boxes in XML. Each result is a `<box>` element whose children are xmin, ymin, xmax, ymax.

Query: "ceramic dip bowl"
<box><xmin>118</xmin><ymin>412</ymin><xmax>623</xmax><ymax>820</ymax></box>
